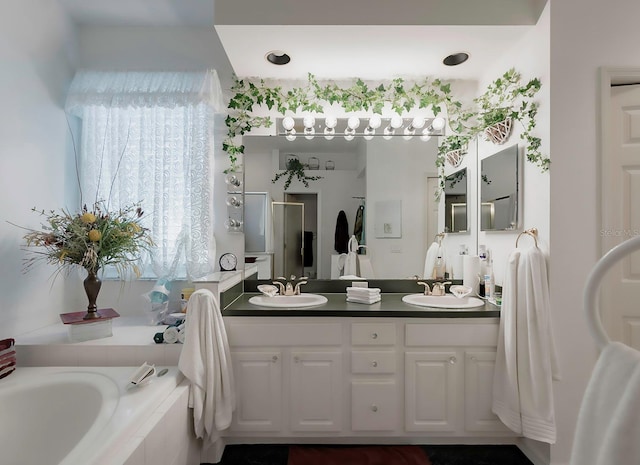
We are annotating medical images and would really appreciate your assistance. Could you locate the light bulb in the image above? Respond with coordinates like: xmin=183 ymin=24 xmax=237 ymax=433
xmin=304 ymin=127 xmax=315 ymax=140
xmin=368 ymin=115 xmax=382 ymax=129
xmin=431 ymin=117 xmax=445 ymax=131
xmin=390 ymin=115 xmax=403 ymax=129
xmin=364 ymin=126 xmax=375 ymax=140
xmin=347 ymin=116 xmax=360 ymax=130
xmin=344 ymin=133 xmax=355 ymax=141
xmin=420 ymin=128 xmax=432 ymax=142
xmin=344 ymin=127 xmax=356 ymax=141
xmin=325 ymin=115 xmax=337 ymax=129
xmin=282 ymin=116 xmax=295 ymax=131
xmin=383 ymin=126 xmax=395 ymax=140
xmin=324 ymin=127 xmax=335 ymax=140
xmin=404 ymin=126 xmax=416 ymax=137
xmin=226 ymin=196 xmax=243 ymax=208
xmin=285 ymin=128 xmax=297 ymax=141
xmin=303 ymin=115 xmax=315 ymax=128
xmin=411 ymin=116 xmax=426 ymax=130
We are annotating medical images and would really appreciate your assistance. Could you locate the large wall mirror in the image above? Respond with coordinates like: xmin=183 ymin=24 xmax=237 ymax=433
xmin=243 ymin=135 xmax=478 ymax=280
xmin=480 ymin=144 xmax=519 ymax=231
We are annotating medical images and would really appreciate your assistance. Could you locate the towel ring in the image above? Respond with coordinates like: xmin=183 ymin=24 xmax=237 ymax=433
xmin=584 ymin=235 xmax=640 ymax=351
xmin=516 ymin=228 xmax=539 ymax=248
xmin=435 ymin=232 xmax=446 ymax=245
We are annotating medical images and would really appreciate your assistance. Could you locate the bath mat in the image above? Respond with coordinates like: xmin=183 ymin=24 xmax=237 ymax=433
xmin=287 ymin=445 xmax=431 ymax=465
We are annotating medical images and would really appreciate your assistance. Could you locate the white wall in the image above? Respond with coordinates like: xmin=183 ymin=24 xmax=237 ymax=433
xmin=0 ymin=1 xmax=78 ymax=339
xmin=476 ymin=6 xmax=551 ymax=289
xmin=365 ymin=137 xmax=439 ymax=278
xmin=549 ymin=1 xmax=640 ymax=463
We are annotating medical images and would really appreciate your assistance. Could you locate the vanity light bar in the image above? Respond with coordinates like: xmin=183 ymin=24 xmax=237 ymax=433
xmin=278 ymin=117 xmax=446 ymax=140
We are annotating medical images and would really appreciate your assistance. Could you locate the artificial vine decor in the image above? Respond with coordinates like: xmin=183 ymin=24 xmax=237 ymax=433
xmin=224 ymin=68 xmax=550 ymax=188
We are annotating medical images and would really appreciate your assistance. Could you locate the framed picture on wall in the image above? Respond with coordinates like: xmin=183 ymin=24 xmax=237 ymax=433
xmin=374 ymin=199 xmax=402 ymax=238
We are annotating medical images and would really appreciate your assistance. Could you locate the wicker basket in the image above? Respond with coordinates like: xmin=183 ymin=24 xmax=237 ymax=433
xmin=445 ymin=149 xmax=465 ymax=168
xmin=483 ymin=118 xmax=512 ymax=145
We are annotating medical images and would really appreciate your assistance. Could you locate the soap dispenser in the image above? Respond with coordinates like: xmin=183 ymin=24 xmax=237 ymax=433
xmin=433 ymin=254 xmax=446 ymax=279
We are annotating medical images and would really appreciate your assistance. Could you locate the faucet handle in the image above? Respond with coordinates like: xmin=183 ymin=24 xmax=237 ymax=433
xmin=416 ymin=281 xmax=431 ymax=295
xmin=431 ymin=281 xmax=452 ymax=296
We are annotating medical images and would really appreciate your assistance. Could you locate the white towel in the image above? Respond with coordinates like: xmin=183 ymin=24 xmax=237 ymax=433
xmin=423 ymin=242 xmax=440 ymax=279
xmin=178 ymin=289 xmax=235 ymax=450
xmin=346 ymin=287 xmax=381 ymax=296
xmin=492 ymin=247 xmax=560 ymax=443
xmin=570 ymin=341 xmax=640 ymax=465
xmin=347 ymin=296 xmax=381 ymax=304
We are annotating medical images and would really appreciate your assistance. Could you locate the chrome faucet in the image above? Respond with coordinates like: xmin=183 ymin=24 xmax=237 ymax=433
xmin=416 ymin=281 xmax=432 ymax=295
xmin=416 ymin=281 xmax=451 ymax=296
xmin=273 ymin=276 xmax=308 ymax=296
xmin=430 ymin=281 xmax=452 ymax=296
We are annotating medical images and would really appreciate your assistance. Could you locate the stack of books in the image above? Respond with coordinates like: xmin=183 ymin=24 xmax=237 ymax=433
xmin=346 ymin=287 xmax=381 ymax=305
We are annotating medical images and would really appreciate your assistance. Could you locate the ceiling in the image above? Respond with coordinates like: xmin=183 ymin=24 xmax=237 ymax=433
xmin=58 ymin=0 xmax=547 ymax=80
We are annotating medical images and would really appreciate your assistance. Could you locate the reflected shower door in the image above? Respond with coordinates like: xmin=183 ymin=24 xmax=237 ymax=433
xmin=272 ymin=201 xmax=304 ymax=279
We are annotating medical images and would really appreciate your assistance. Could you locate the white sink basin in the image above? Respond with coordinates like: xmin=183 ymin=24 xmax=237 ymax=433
xmin=402 ymin=293 xmax=485 ymax=309
xmin=249 ymin=294 xmax=328 ymax=308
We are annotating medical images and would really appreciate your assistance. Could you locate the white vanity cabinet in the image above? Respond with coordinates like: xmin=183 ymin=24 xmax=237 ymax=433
xmin=223 ymin=316 xmax=513 ymax=441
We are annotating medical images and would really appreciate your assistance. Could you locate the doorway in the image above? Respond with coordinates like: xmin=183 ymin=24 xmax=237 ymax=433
xmin=285 ymin=193 xmax=319 ymax=279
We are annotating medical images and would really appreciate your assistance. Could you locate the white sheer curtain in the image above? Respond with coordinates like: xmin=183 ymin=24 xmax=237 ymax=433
xmin=65 ymin=70 xmax=223 ymax=280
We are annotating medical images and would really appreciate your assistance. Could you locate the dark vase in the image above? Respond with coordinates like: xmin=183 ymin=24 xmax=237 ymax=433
xmin=83 ymin=269 xmax=102 ymax=320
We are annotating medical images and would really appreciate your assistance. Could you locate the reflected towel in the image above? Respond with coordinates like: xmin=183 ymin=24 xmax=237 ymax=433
xmin=492 ymin=247 xmax=560 ymax=443
xmin=423 ymin=242 xmax=440 ymax=279
xmin=570 ymin=342 xmax=640 ymax=465
xmin=178 ymin=289 xmax=235 ymax=448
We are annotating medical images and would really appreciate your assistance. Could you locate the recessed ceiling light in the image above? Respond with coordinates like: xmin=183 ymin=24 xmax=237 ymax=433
xmin=266 ymin=51 xmax=291 ymax=65
xmin=443 ymin=52 xmax=469 ymax=66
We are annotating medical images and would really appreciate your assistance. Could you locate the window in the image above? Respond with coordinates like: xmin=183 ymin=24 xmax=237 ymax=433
xmin=65 ymin=70 xmax=223 ymax=280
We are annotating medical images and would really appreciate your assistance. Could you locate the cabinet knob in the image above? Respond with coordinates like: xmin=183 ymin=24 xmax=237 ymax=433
xmin=449 ymin=356 xmax=457 ymax=365
xmin=371 ymin=332 xmax=378 ymax=339
xmin=371 ymin=404 xmax=378 ymax=412
xmin=372 ymin=360 xmax=378 ymax=367
xmin=272 ymin=355 xmax=278 ymax=362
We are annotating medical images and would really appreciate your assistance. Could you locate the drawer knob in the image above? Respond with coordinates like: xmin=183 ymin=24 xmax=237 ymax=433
xmin=372 ymin=360 xmax=378 ymax=367
xmin=371 ymin=404 xmax=378 ymax=412
xmin=272 ymin=355 xmax=278 ymax=362
xmin=371 ymin=332 xmax=378 ymax=339
xmin=449 ymin=356 xmax=457 ymax=365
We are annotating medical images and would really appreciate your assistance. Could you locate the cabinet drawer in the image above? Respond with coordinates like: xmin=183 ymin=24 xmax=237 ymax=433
xmin=351 ymin=351 xmax=396 ymax=374
xmin=227 ymin=323 xmax=342 ymax=346
xmin=351 ymin=323 xmax=396 ymax=346
xmin=405 ymin=323 xmax=498 ymax=347
xmin=351 ymin=380 xmax=398 ymax=431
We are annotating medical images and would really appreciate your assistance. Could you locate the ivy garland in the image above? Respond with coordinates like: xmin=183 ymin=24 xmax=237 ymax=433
xmin=224 ymin=68 xmax=550 ymax=194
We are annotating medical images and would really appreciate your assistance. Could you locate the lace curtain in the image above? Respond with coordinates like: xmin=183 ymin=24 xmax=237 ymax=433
xmin=65 ymin=70 xmax=223 ymax=280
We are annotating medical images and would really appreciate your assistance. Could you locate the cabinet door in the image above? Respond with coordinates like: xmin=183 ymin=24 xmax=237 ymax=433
xmin=290 ymin=351 xmax=343 ymax=432
xmin=464 ymin=351 xmax=511 ymax=432
xmin=405 ymin=351 xmax=459 ymax=432
xmin=230 ymin=351 xmax=282 ymax=432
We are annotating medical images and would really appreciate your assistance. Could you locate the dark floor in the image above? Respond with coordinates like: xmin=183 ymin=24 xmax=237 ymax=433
xmin=213 ymin=444 xmax=534 ymax=465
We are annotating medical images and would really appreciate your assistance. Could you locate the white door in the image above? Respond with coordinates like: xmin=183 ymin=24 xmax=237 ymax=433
xmin=602 ymin=85 xmax=640 ymax=348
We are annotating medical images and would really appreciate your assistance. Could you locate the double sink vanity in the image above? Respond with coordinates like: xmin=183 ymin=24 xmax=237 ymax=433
xmin=215 ymin=277 xmax=513 ymax=445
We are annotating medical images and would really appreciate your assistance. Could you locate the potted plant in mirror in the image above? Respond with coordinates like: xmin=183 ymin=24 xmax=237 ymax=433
xmin=20 ymin=201 xmax=154 ymax=320
xmin=272 ymin=157 xmax=323 ymax=191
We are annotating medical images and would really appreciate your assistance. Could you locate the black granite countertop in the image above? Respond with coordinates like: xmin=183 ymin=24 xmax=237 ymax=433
xmin=222 ymin=292 xmax=500 ymax=318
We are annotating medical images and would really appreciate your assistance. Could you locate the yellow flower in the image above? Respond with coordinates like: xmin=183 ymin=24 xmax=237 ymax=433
xmin=88 ymin=229 xmax=102 ymax=242
xmin=81 ymin=212 xmax=97 ymax=224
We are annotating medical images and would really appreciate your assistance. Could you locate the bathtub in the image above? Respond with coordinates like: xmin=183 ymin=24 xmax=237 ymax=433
xmin=0 ymin=366 xmax=185 ymax=465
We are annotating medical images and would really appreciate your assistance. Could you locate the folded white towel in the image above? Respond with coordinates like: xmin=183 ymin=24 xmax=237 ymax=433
xmin=178 ymin=289 xmax=235 ymax=450
xmin=492 ymin=247 xmax=560 ymax=444
xmin=346 ymin=287 xmax=381 ymax=295
xmin=570 ymin=341 xmax=640 ymax=465
xmin=346 ymin=296 xmax=381 ymax=304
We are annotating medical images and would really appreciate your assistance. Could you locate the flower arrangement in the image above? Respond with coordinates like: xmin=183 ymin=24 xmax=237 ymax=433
xmin=22 ymin=201 xmax=154 ymax=278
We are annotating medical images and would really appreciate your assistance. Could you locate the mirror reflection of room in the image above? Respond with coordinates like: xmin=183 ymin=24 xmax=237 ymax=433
xmin=480 ymin=144 xmax=519 ymax=231
xmin=444 ymin=168 xmax=468 ymax=233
